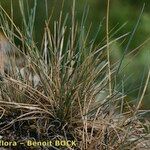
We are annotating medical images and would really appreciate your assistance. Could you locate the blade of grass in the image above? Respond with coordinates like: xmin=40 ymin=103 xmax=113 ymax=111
xmin=116 ymin=3 xmax=145 ymax=75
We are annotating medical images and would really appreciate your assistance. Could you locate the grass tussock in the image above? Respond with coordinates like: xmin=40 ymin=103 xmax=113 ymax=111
xmin=0 ymin=0 xmax=150 ymax=150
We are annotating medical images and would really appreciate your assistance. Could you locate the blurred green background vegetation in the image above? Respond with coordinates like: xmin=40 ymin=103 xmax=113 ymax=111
xmin=0 ymin=0 xmax=150 ymax=108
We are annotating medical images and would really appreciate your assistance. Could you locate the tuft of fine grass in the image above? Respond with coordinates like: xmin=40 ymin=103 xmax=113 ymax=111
xmin=0 ymin=1 xmax=150 ymax=149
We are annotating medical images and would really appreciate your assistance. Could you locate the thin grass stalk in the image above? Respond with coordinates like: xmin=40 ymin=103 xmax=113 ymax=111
xmin=106 ymin=0 xmax=112 ymax=96
xmin=136 ymin=69 xmax=150 ymax=111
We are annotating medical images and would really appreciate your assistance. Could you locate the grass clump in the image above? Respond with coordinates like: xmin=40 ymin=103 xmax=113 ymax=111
xmin=0 ymin=0 xmax=150 ymax=150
